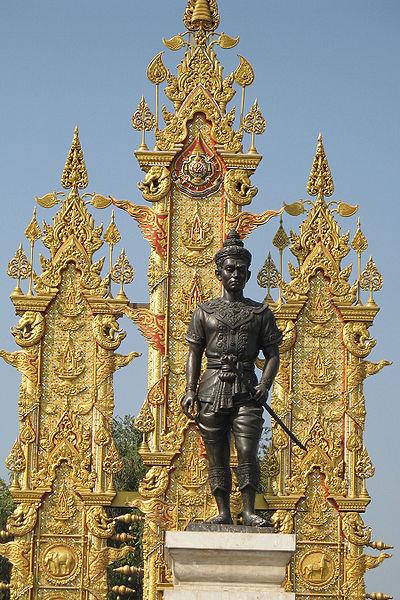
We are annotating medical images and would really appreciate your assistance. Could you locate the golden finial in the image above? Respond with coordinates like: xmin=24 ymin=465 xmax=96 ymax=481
xmin=135 ymin=401 xmax=156 ymax=452
xmin=273 ymin=216 xmax=289 ymax=253
xmin=6 ymin=439 xmax=26 ymax=490
xmin=61 ymin=126 xmax=88 ymax=191
xmin=103 ymin=440 xmax=123 ymax=492
xmin=104 ymin=210 xmax=121 ymax=297
xmin=7 ymin=244 xmax=31 ymax=295
xmin=24 ymin=207 xmax=41 ymax=296
xmin=307 ymin=133 xmax=334 ymax=200
xmin=272 ymin=215 xmax=289 ymax=299
xmin=360 ymin=256 xmax=383 ymax=306
xmin=111 ymin=248 xmax=135 ymax=300
xmin=147 ymin=53 xmax=169 ymax=130
xmin=111 ymin=585 xmax=136 ymax=596
xmin=356 ymin=446 xmax=375 ymax=497
xmin=184 ymin=0 xmax=220 ymax=32
xmin=132 ymin=96 xmax=156 ymax=151
xmin=368 ymin=541 xmax=394 ymax=551
xmin=114 ymin=565 xmax=144 ymax=577
xmin=351 ymin=218 xmax=368 ymax=304
xmin=257 ymin=252 xmax=279 ymax=302
xmin=242 ymin=99 xmax=267 ymax=154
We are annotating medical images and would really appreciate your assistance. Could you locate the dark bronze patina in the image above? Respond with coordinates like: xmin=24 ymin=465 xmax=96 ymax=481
xmin=182 ymin=230 xmax=282 ymax=526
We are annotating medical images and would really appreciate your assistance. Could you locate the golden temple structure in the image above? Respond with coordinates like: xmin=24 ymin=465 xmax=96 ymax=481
xmin=0 ymin=1 xmax=393 ymax=599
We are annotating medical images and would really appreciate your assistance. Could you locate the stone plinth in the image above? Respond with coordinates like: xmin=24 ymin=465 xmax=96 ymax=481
xmin=164 ymin=527 xmax=295 ymax=600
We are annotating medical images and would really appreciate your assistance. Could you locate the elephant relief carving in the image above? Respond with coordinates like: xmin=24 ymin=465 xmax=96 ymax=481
xmin=43 ymin=545 xmax=77 ymax=578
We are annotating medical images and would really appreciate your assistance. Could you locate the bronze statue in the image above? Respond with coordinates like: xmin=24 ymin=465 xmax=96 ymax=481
xmin=182 ymin=230 xmax=282 ymax=526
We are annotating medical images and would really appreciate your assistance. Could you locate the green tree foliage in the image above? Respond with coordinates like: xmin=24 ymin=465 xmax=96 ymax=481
xmin=113 ymin=415 xmax=146 ymax=493
xmin=108 ymin=415 xmax=146 ymax=598
xmin=0 ymin=477 xmax=14 ymax=584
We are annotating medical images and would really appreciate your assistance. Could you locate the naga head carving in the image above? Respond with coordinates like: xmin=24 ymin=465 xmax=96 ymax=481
xmin=224 ymin=169 xmax=258 ymax=206
xmin=11 ymin=312 xmax=45 ymax=347
xmin=7 ymin=503 xmax=39 ymax=536
xmin=139 ymin=466 xmax=171 ymax=499
xmin=342 ymin=512 xmax=371 ymax=546
xmin=343 ymin=322 xmax=376 ymax=358
xmin=138 ymin=166 xmax=171 ymax=202
xmin=93 ymin=315 xmax=127 ymax=350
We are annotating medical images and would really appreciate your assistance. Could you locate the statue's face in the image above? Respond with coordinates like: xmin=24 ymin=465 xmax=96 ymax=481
xmin=217 ymin=257 xmax=250 ymax=292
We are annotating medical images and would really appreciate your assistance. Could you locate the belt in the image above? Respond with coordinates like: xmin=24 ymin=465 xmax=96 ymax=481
xmin=205 ymin=355 xmax=255 ymax=412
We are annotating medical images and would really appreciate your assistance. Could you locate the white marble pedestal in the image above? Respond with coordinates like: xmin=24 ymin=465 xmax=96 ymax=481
xmin=164 ymin=527 xmax=295 ymax=600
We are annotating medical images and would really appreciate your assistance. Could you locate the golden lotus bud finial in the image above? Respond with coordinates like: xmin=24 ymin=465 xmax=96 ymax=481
xmin=61 ymin=126 xmax=89 ymax=191
xmin=104 ymin=210 xmax=121 ymax=298
xmin=184 ymin=0 xmax=220 ymax=32
xmin=307 ymin=132 xmax=334 ymax=200
xmin=352 ymin=218 xmax=369 ymax=304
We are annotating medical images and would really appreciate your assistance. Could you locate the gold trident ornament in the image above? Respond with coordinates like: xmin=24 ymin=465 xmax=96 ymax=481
xmin=360 ymin=256 xmax=383 ymax=306
xmin=111 ymin=248 xmax=135 ymax=300
xmin=242 ymin=99 xmax=267 ymax=154
xmin=7 ymin=244 xmax=31 ymax=295
xmin=132 ymin=96 xmax=156 ymax=151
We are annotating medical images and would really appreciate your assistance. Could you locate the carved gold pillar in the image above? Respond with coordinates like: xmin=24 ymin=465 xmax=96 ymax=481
xmin=105 ymin=2 xmax=283 ymax=598
xmin=262 ymin=134 xmax=392 ymax=599
xmin=1 ymin=128 xmax=139 ymax=600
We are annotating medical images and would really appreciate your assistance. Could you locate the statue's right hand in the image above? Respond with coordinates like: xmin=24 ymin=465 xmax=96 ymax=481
xmin=181 ymin=392 xmax=198 ymax=420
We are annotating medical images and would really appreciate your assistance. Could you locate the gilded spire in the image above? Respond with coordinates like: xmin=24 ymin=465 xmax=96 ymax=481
xmin=307 ymin=133 xmax=334 ymax=200
xmin=61 ymin=126 xmax=88 ymax=190
xmin=184 ymin=0 xmax=220 ymax=32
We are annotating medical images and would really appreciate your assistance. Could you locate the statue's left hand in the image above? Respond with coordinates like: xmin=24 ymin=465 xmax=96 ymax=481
xmin=253 ymin=382 xmax=269 ymax=403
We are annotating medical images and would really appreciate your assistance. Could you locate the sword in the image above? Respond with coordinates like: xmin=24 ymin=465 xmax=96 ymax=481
xmin=234 ymin=388 xmax=306 ymax=452
xmin=260 ymin=399 xmax=306 ymax=451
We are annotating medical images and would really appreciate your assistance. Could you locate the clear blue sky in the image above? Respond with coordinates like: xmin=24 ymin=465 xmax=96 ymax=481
xmin=0 ymin=0 xmax=398 ymax=593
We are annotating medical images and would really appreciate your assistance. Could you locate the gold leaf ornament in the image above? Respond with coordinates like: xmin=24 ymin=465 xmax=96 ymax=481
xmin=234 ymin=55 xmax=255 ymax=87
xmin=337 ymin=201 xmax=358 ymax=217
xmin=283 ymin=201 xmax=306 ymax=216
xmin=217 ymin=33 xmax=240 ymax=49
xmin=91 ymin=194 xmax=112 ymax=209
xmin=35 ymin=192 xmax=61 ymax=209
xmin=147 ymin=52 xmax=169 ymax=84
xmin=163 ymin=35 xmax=186 ymax=51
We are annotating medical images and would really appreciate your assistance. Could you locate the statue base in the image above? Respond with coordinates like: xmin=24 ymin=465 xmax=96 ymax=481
xmin=164 ymin=525 xmax=295 ymax=600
